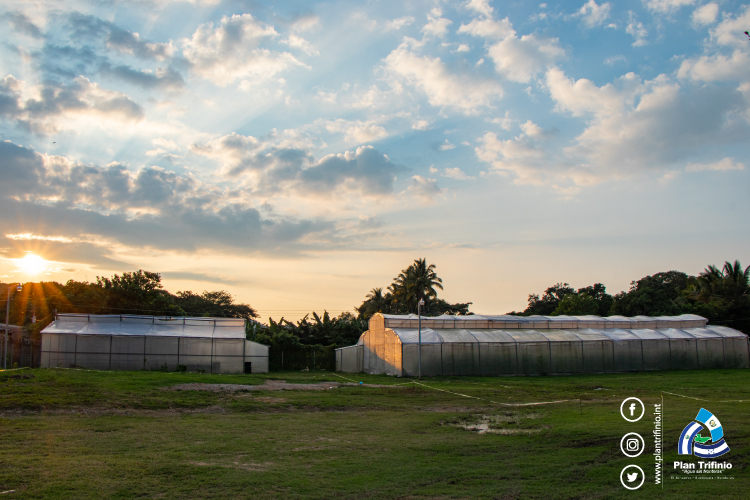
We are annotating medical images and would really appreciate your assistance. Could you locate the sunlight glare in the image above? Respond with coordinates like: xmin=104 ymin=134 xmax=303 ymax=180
xmin=15 ymin=253 xmax=48 ymax=275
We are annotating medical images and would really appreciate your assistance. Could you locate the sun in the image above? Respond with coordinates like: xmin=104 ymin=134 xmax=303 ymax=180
xmin=15 ymin=253 xmax=48 ymax=275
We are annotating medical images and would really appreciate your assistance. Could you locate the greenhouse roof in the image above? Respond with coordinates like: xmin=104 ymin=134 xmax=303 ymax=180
xmin=380 ymin=313 xmax=708 ymax=330
xmin=41 ymin=314 xmax=246 ymax=339
xmin=357 ymin=326 xmax=745 ymax=345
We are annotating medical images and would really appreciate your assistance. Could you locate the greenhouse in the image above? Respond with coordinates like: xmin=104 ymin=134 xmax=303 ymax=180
xmin=41 ymin=314 xmax=268 ymax=373
xmin=336 ymin=313 xmax=750 ymax=376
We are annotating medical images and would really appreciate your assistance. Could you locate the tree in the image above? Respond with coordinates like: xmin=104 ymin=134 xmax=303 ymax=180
xmin=356 ymin=258 xmax=470 ymax=319
xmin=609 ymin=271 xmax=690 ymax=317
xmin=174 ymin=290 xmax=258 ymax=320
xmin=524 ymin=283 xmax=575 ymax=315
xmin=402 ymin=258 xmax=444 ymax=310
xmin=96 ymin=270 xmax=180 ymax=315
xmin=553 ymin=294 xmax=599 ymax=316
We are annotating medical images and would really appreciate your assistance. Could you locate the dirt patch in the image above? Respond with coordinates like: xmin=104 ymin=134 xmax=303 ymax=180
xmin=0 ymin=405 xmax=232 ymax=418
xmin=1 ymin=374 xmax=34 ymax=380
xmin=254 ymin=396 xmax=287 ymax=403
xmin=165 ymin=379 xmax=401 ymax=392
xmin=457 ymin=424 xmax=548 ymax=435
xmin=190 ymin=461 xmax=270 ymax=471
xmin=448 ymin=412 xmax=549 ymax=435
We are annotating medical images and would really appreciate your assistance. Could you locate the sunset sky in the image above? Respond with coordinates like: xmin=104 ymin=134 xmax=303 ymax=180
xmin=1 ymin=0 xmax=748 ymax=321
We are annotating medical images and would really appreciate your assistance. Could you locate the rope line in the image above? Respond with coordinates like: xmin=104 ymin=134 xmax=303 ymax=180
xmin=411 ymin=381 xmax=574 ymax=407
xmin=330 ymin=373 xmax=573 ymax=404
xmin=662 ymin=391 xmax=750 ymax=403
xmin=328 ymin=372 xmax=412 ymax=386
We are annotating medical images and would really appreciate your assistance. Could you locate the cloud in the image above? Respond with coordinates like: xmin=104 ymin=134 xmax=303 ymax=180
xmin=283 ymin=34 xmax=319 ymax=56
xmin=323 ymin=119 xmax=388 ymax=143
xmin=161 ymin=271 xmax=239 ymax=284
xmin=442 ymin=167 xmax=475 ymax=180
xmin=0 ymin=141 xmax=335 ymax=255
xmin=181 ymin=14 xmax=304 ymax=86
xmin=546 ymin=68 xmax=750 ymax=180
xmin=412 ymin=119 xmax=430 ymax=130
xmin=465 ymin=0 xmax=494 ymax=18
xmin=626 ymin=11 xmax=648 ymax=47
xmin=457 ymin=17 xmax=514 ymax=39
xmin=4 ymin=11 xmax=43 ymax=38
xmin=438 ymin=139 xmax=456 ymax=151
xmin=458 ymin=16 xmax=563 ymax=83
xmin=643 ymin=0 xmax=696 ymax=13
xmin=574 ymin=1 xmax=611 ymax=28
xmin=685 ymin=157 xmax=744 ymax=172
xmin=604 ymin=55 xmax=627 ymax=65
xmin=421 ymin=8 xmax=453 ymax=38
xmin=0 ymin=74 xmax=143 ymax=134
xmin=99 ymin=63 xmax=185 ymax=90
xmin=678 ymin=50 xmax=750 ymax=82
xmin=0 ymin=140 xmax=47 ymax=196
xmin=710 ymin=5 xmax=750 ymax=46
xmin=405 ymin=175 xmax=442 ymax=202
xmin=384 ymin=41 xmax=503 ymax=113
xmin=192 ymin=134 xmax=405 ymax=198
xmin=385 ymin=16 xmax=415 ymax=31
xmin=692 ymin=3 xmax=719 ymax=26
xmin=299 ymin=146 xmax=404 ymax=196
xmin=678 ymin=7 xmax=750 ymax=82
xmin=107 ymin=28 xmax=175 ymax=60
xmin=68 ymin=13 xmax=174 ymax=60
xmin=357 ymin=215 xmax=382 ymax=229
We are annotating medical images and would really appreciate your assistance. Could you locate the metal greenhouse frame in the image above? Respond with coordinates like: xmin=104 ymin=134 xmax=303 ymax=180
xmin=336 ymin=313 xmax=749 ymax=376
xmin=41 ymin=314 xmax=268 ymax=373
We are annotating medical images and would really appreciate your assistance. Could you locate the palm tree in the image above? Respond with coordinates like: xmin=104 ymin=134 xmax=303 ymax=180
xmin=723 ymin=260 xmax=750 ymax=287
xmin=401 ymin=258 xmax=443 ymax=313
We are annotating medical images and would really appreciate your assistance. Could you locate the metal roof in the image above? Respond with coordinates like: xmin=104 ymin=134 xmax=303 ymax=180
xmin=356 ymin=326 xmax=746 ymax=344
xmin=41 ymin=314 xmax=246 ymax=339
xmin=380 ymin=313 xmax=708 ymax=330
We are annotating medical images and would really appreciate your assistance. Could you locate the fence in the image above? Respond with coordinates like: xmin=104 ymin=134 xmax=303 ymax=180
xmin=269 ymin=345 xmax=336 ymax=371
xmin=2 ymin=335 xmax=41 ymax=369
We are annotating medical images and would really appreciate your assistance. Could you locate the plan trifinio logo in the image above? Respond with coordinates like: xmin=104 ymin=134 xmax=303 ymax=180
xmin=678 ymin=408 xmax=730 ymax=458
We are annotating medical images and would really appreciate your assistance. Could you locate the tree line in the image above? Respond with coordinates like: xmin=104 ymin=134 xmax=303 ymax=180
xmin=3 ymin=258 xmax=747 ymax=352
xmin=0 ymin=270 xmax=258 ymax=340
xmin=507 ymin=260 xmax=749 ymax=334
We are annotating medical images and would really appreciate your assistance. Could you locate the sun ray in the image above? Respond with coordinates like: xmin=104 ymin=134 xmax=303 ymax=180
xmin=13 ymin=254 xmax=49 ymax=276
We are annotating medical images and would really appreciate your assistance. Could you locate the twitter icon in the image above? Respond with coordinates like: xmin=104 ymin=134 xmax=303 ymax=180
xmin=620 ymin=465 xmax=645 ymax=490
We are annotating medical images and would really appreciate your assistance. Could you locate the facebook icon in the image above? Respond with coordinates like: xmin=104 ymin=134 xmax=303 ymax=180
xmin=620 ymin=397 xmax=645 ymax=422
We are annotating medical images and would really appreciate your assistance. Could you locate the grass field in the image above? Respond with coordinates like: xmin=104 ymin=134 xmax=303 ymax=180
xmin=1 ymin=368 xmax=748 ymax=499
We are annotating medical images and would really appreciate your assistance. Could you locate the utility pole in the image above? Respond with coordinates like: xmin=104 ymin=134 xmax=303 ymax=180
xmin=4 ymin=283 xmax=22 ymax=370
xmin=418 ymin=299 xmax=424 ymax=378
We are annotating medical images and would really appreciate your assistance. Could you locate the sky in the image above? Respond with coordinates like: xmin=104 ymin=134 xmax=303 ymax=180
xmin=1 ymin=0 xmax=749 ymax=321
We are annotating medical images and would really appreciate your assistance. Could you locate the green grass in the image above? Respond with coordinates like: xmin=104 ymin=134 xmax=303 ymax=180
xmin=1 ymin=368 xmax=749 ymax=499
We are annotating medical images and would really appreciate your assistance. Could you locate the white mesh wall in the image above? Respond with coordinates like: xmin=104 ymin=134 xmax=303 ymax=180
xmin=668 ymin=340 xmax=698 ymax=370
xmin=441 ymin=343 xmax=480 ymax=376
xmin=110 ymin=354 xmax=144 ymax=371
xmin=547 ymin=341 xmax=584 ymax=374
xmin=695 ymin=339 xmax=725 ymax=368
xmin=478 ymin=343 xmax=517 ymax=375
xmin=516 ymin=342 xmax=551 ymax=375
xmin=337 ymin=346 xmax=363 ymax=373
xmin=75 ymin=353 xmax=110 ymax=370
xmin=76 ymin=335 xmax=111 ymax=354
xmin=721 ymin=338 xmax=749 ymax=368
xmin=112 ymin=336 xmax=146 ymax=355
xmin=401 ymin=344 xmax=442 ymax=377
xmin=145 ymin=337 xmax=179 ymax=355
xmin=245 ymin=356 xmax=268 ymax=373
